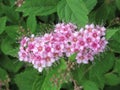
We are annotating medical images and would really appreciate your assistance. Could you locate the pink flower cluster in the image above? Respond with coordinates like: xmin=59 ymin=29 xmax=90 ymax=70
xmin=18 ymin=23 xmax=108 ymax=72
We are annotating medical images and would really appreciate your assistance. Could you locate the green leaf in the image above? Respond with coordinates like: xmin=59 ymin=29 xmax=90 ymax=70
xmin=0 ymin=56 xmax=23 ymax=73
xmin=0 ymin=67 xmax=8 ymax=81
xmin=0 ymin=17 xmax=7 ymax=34
xmin=57 ymin=0 xmax=88 ymax=26
xmin=71 ymin=64 xmax=89 ymax=85
xmin=68 ymin=53 xmax=77 ymax=62
xmin=1 ymin=4 xmax=19 ymax=23
xmin=83 ymin=0 xmax=97 ymax=12
xmin=32 ymin=59 xmax=67 ymax=90
xmin=1 ymin=36 xmax=19 ymax=57
xmin=82 ymin=80 xmax=99 ymax=90
xmin=89 ymin=2 xmax=116 ymax=24
xmin=16 ymin=0 xmax=59 ymax=16
xmin=27 ymin=15 xmax=37 ymax=33
xmin=116 ymin=0 xmax=120 ymax=10
xmin=114 ymin=59 xmax=120 ymax=74
xmin=104 ymin=73 xmax=120 ymax=86
xmin=15 ymin=68 xmax=39 ymax=90
xmin=109 ymin=30 xmax=120 ymax=53
xmin=5 ymin=25 xmax=19 ymax=40
xmin=89 ymin=52 xmax=115 ymax=88
xmin=89 ymin=52 xmax=115 ymax=75
xmin=106 ymin=28 xmax=119 ymax=40
xmin=95 ymin=3 xmax=109 ymax=24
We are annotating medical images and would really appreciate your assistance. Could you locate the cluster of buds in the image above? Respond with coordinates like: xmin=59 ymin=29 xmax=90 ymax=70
xmin=18 ymin=23 xmax=108 ymax=72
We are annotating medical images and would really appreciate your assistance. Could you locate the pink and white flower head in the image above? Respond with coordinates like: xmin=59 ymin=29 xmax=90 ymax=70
xmin=18 ymin=23 xmax=108 ymax=72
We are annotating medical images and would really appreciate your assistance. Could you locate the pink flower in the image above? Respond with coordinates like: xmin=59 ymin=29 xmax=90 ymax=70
xmin=18 ymin=23 xmax=108 ymax=72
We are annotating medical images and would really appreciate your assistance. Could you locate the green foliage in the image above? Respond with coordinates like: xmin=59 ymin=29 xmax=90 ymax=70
xmin=15 ymin=68 xmax=39 ymax=90
xmin=57 ymin=0 xmax=88 ymax=26
xmin=16 ymin=0 xmax=59 ymax=16
xmin=27 ymin=15 xmax=37 ymax=33
xmin=0 ymin=0 xmax=120 ymax=90
xmin=116 ymin=0 xmax=120 ymax=10
xmin=0 ymin=17 xmax=7 ymax=34
xmin=32 ymin=59 xmax=67 ymax=90
xmin=82 ymin=80 xmax=99 ymax=90
xmin=0 ymin=67 xmax=8 ymax=81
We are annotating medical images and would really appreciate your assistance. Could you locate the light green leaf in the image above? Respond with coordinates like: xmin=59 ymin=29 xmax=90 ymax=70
xmin=27 ymin=15 xmax=37 ymax=33
xmin=0 ymin=17 xmax=7 ymax=34
xmin=57 ymin=0 xmax=88 ymax=26
xmin=82 ymin=80 xmax=99 ymax=90
xmin=106 ymin=28 xmax=119 ymax=40
xmin=68 ymin=53 xmax=77 ymax=62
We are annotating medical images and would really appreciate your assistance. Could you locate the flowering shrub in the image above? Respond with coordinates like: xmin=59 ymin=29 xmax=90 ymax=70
xmin=18 ymin=23 xmax=108 ymax=72
xmin=0 ymin=0 xmax=120 ymax=90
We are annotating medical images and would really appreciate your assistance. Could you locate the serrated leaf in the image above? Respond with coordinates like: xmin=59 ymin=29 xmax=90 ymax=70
xmin=95 ymin=3 xmax=109 ymax=24
xmin=1 ymin=36 xmax=19 ymax=57
xmin=16 ymin=0 xmax=59 ymax=16
xmin=57 ymin=0 xmax=88 ymax=26
xmin=15 ymin=68 xmax=39 ymax=90
xmin=0 ymin=17 xmax=7 ymax=34
xmin=114 ymin=59 xmax=120 ymax=74
xmin=0 ymin=56 xmax=23 ymax=73
xmin=71 ymin=64 xmax=89 ymax=85
xmin=1 ymin=4 xmax=19 ymax=23
xmin=5 ymin=25 xmax=19 ymax=40
xmin=83 ymin=0 xmax=97 ymax=12
xmin=104 ymin=73 xmax=120 ymax=86
xmin=90 ymin=2 xmax=116 ymax=24
xmin=109 ymin=30 xmax=120 ymax=53
xmin=89 ymin=52 xmax=115 ymax=88
xmin=32 ymin=59 xmax=67 ymax=90
xmin=82 ymin=80 xmax=99 ymax=90
xmin=116 ymin=0 xmax=120 ymax=10
xmin=0 ymin=67 xmax=8 ymax=81
xmin=27 ymin=15 xmax=37 ymax=33
xmin=106 ymin=28 xmax=119 ymax=40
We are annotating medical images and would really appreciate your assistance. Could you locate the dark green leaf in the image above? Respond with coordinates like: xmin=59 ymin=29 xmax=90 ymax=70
xmin=16 ymin=0 xmax=59 ymax=16
xmin=89 ymin=52 xmax=115 ymax=88
xmin=116 ymin=0 xmax=120 ymax=10
xmin=0 ymin=17 xmax=7 ymax=34
xmin=5 ymin=25 xmax=19 ymax=40
xmin=114 ymin=59 xmax=120 ymax=74
xmin=83 ymin=0 xmax=97 ymax=12
xmin=0 ymin=56 xmax=23 ymax=73
xmin=106 ymin=28 xmax=119 ymax=40
xmin=15 ymin=68 xmax=39 ymax=90
xmin=104 ymin=73 xmax=120 ymax=86
xmin=1 ymin=36 xmax=18 ymax=57
xmin=0 ymin=67 xmax=8 ymax=81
